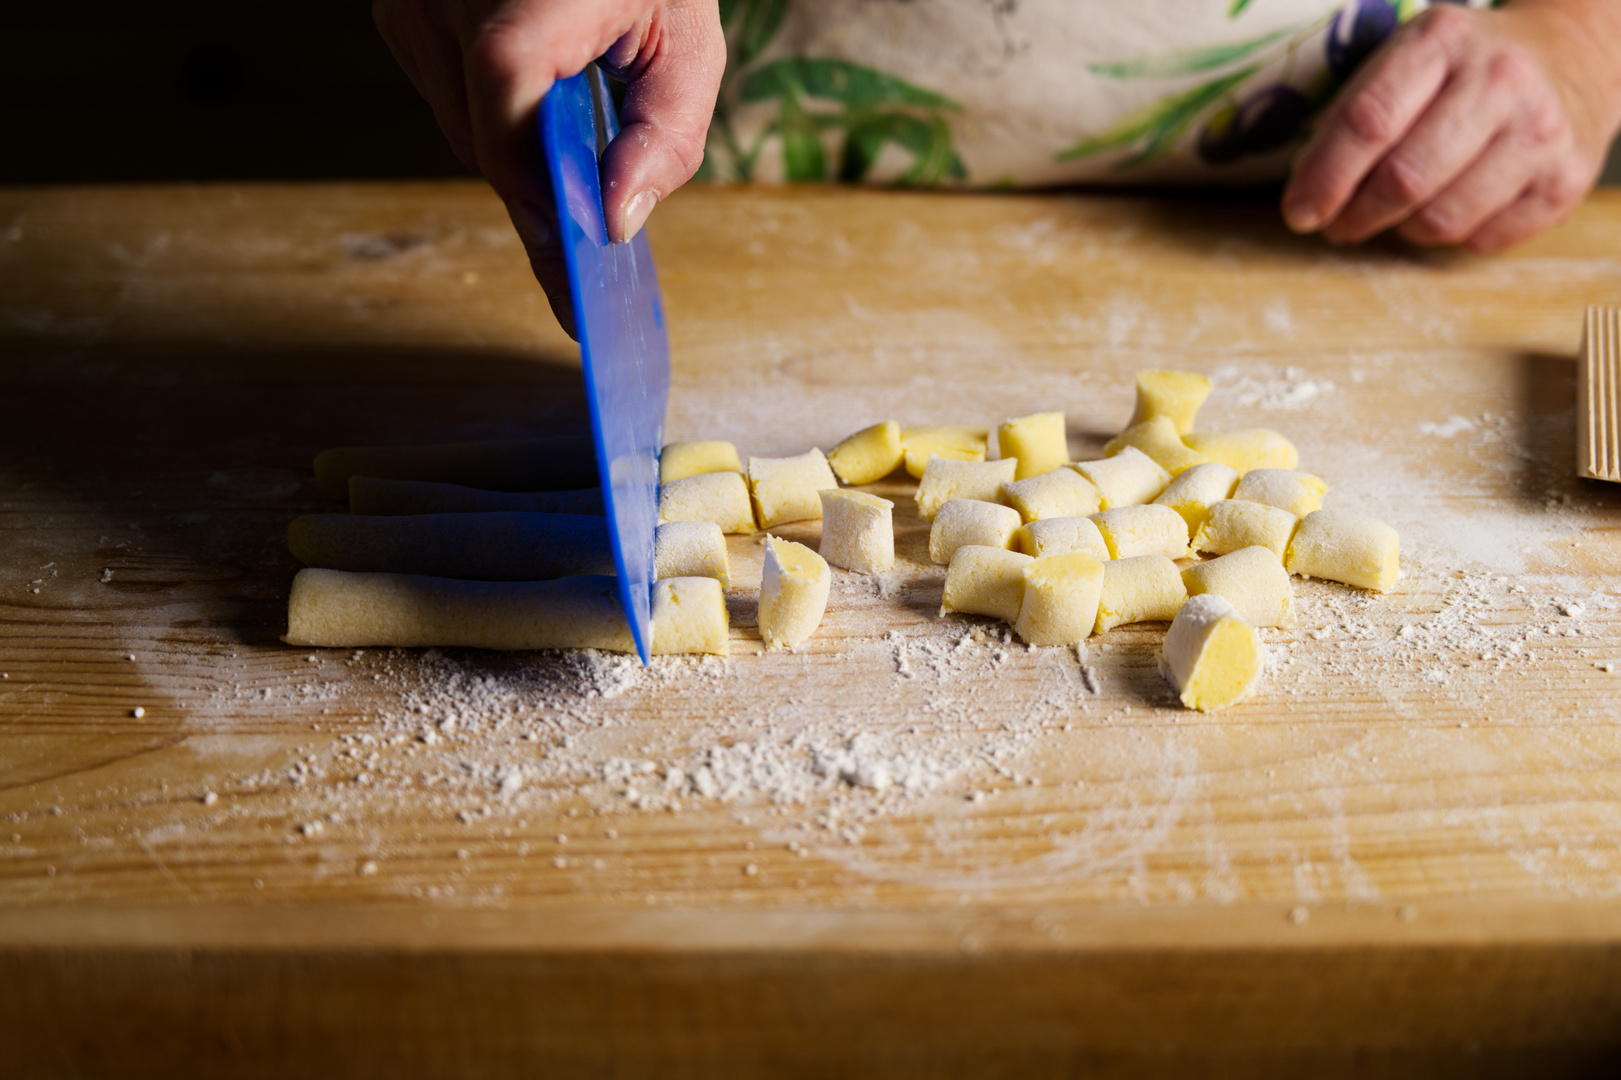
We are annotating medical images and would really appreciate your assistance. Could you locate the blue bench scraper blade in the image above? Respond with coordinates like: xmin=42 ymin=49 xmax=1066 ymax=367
xmin=540 ymin=66 xmax=669 ymax=664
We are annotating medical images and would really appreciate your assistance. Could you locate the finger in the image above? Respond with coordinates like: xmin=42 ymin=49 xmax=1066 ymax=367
xmin=599 ymin=1 xmax=725 ymax=242
xmin=1281 ymin=8 xmax=1463 ymax=233
xmin=1464 ymin=165 xmax=1589 ymax=254
xmin=1394 ymin=126 xmax=1541 ymax=247
xmin=372 ymin=1 xmax=481 ymax=173
xmin=507 ymin=200 xmax=578 ymax=338
xmin=1323 ymin=51 xmax=1525 ymax=244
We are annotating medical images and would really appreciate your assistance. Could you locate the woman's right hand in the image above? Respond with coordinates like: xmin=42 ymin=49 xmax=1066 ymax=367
xmin=373 ymin=0 xmax=726 ymax=335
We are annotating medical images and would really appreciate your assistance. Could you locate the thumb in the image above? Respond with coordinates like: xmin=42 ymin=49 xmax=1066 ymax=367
xmin=599 ymin=1 xmax=726 ymax=244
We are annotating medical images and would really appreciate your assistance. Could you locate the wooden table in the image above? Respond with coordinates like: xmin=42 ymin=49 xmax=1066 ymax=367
xmin=4 ymin=181 xmax=1621 ymax=1077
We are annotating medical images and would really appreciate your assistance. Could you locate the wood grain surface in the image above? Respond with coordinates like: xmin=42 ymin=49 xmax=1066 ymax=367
xmin=3 ymin=181 xmax=1621 ymax=1077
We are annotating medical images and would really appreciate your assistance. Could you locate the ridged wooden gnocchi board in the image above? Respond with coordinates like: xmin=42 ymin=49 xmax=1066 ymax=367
xmin=3 ymin=183 xmax=1621 ymax=1076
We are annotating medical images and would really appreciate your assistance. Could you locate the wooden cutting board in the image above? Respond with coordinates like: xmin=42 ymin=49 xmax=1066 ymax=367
xmin=3 ymin=181 xmax=1621 ymax=1077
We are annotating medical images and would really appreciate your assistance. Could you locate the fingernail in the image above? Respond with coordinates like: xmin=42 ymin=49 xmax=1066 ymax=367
xmin=1282 ymin=195 xmax=1321 ymax=234
xmin=617 ymin=190 xmax=658 ymax=244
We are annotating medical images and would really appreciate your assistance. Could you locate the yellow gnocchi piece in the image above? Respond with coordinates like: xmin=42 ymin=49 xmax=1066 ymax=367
xmin=929 ymin=499 xmax=1022 ymax=565
xmin=828 ymin=421 xmax=904 ymax=485
xmin=1284 ymin=509 xmax=1401 ymax=593
xmin=1192 ymin=499 xmax=1298 ymax=559
xmin=1000 ymin=467 xmax=1101 ymax=523
xmin=759 ymin=537 xmax=831 ymax=649
xmin=658 ymin=472 xmax=757 ymax=534
xmin=915 ymin=456 xmax=1019 ymax=520
xmin=1181 ymin=545 xmax=1293 ymax=629
xmin=818 ymin=489 xmax=895 ymax=574
xmin=1014 ymin=553 xmax=1106 ymax=646
xmin=1231 ymin=468 xmax=1329 ymax=517
xmin=1129 ymin=369 xmax=1213 ymax=435
xmin=748 ymin=449 xmax=839 ymax=529
xmin=1182 ymin=429 xmax=1299 ymax=474
xmin=653 ymin=521 xmax=731 ymax=588
xmin=1091 ymin=504 xmax=1192 ymax=561
xmin=1094 ymin=554 xmax=1187 ymax=634
xmin=660 ymin=440 xmax=743 ymax=484
xmin=900 ymin=425 xmax=989 ymax=479
xmin=1161 ymin=593 xmax=1263 ymax=712
xmin=997 ymin=411 xmax=1068 ymax=480
xmin=1153 ymin=462 xmax=1240 ymax=540
xmin=941 ymin=546 xmax=1032 ymax=624
xmin=651 ymin=577 xmax=731 ymax=656
xmin=1072 ymin=446 xmax=1172 ymax=509
xmin=1104 ymin=415 xmax=1209 ymax=476
xmin=1015 ymin=516 xmax=1111 ymax=562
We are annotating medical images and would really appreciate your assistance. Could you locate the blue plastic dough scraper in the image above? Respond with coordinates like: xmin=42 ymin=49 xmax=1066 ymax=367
xmin=540 ymin=66 xmax=669 ymax=663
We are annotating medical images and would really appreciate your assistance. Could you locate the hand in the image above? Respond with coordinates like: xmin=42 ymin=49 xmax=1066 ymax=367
xmin=373 ymin=0 xmax=726 ymax=334
xmin=1281 ymin=0 xmax=1621 ymax=253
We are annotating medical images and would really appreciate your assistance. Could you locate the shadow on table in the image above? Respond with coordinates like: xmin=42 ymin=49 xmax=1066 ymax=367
xmin=1513 ymin=349 xmax=1621 ymax=514
xmin=0 ymin=336 xmax=590 ymax=648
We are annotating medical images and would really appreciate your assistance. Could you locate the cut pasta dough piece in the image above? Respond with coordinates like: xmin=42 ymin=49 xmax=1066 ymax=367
xmin=654 ymin=521 xmax=730 ymax=587
xmin=348 ymin=476 xmax=603 ymax=517
xmin=1000 ymin=467 xmax=1100 ymax=523
xmin=1181 ymin=545 xmax=1293 ymax=628
xmin=661 ymin=440 xmax=743 ymax=484
xmin=1094 ymin=555 xmax=1187 ymax=634
xmin=749 ymin=449 xmax=838 ymax=528
xmin=828 ymin=421 xmax=903 ymax=485
xmin=900 ymin=425 xmax=989 ymax=479
xmin=1129 ymin=369 xmax=1212 ymax=435
xmin=997 ymin=412 xmax=1068 ymax=480
xmin=1192 ymin=499 xmax=1299 ymax=558
xmin=819 ymin=489 xmax=895 ymax=574
xmin=915 ymin=456 xmax=1019 ymax=520
xmin=288 ymin=512 xmax=612 ymax=580
xmin=1182 ymin=429 xmax=1299 ymax=474
xmin=1016 ymin=516 xmax=1111 ymax=562
xmin=284 ymin=569 xmax=726 ymax=655
xmin=1161 ymin=593 xmax=1263 ymax=712
xmin=1091 ymin=504 xmax=1191 ymax=561
xmin=1072 ymin=446 xmax=1172 ymax=509
xmin=759 ymin=537 xmax=830 ymax=649
xmin=1231 ymin=468 xmax=1329 ymax=517
xmin=1104 ymin=416 xmax=1208 ymax=476
xmin=314 ymin=436 xmax=597 ymax=498
xmin=940 ymin=546 xmax=1032 ymax=624
xmin=1284 ymin=509 xmax=1401 ymax=592
xmin=659 ymin=472 xmax=756 ymax=534
xmin=1153 ymin=462 xmax=1240 ymax=539
xmin=1014 ymin=552 xmax=1105 ymax=646
xmin=929 ymin=499 xmax=1021 ymax=565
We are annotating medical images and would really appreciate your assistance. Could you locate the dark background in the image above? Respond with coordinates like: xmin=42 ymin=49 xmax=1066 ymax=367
xmin=3 ymin=0 xmax=1617 ymax=188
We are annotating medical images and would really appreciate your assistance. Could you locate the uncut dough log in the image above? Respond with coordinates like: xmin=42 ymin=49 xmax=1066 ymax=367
xmin=658 ymin=472 xmax=756 ymax=534
xmin=1129 ymin=369 xmax=1212 ymax=435
xmin=1182 ymin=429 xmax=1299 ymax=474
xmin=1016 ymin=516 xmax=1111 ymax=562
xmin=284 ymin=570 xmax=726 ymax=654
xmin=1094 ymin=554 xmax=1187 ymax=634
xmin=916 ymin=456 xmax=1019 ymax=519
xmin=1181 ymin=545 xmax=1293 ymax=628
xmin=348 ymin=476 xmax=604 ymax=517
xmin=1231 ymin=468 xmax=1329 ymax=517
xmin=661 ymin=441 xmax=743 ymax=484
xmin=828 ymin=421 xmax=904 ymax=485
xmin=940 ymin=546 xmax=1032 ymax=624
xmin=1153 ymin=462 xmax=1239 ymax=539
xmin=1193 ymin=499 xmax=1299 ymax=558
xmin=1161 ymin=593 xmax=1263 ymax=712
xmin=997 ymin=412 xmax=1068 ymax=480
xmin=929 ymin=499 xmax=1021 ymax=565
xmin=819 ymin=489 xmax=895 ymax=574
xmin=314 ymin=436 xmax=597 ymax=498
xmin=1072 ymin=446 xmax=1172 ymax=509
xmin=1014 ymin=552 xmax=1105 ymax=646
xmin=1104 ymin=416 xmax=1208 ymax=476
xmin=749 ymin=449 xmax=838 ymax=528
xmin=1091 ymin=504 xmax=1191 ymax=560
xmin=1285 ymin=509 xmax=1401 ymax=592
xmin=900 ymin=425 xmax=988 ymax=479
xmin=1000 ymin=467 xmax=1100 ymax=523
xmin=287 ymin=512 xmax=612 ymax=580
xmin=654 ymin=521 xmax=730 ymax=587
xmin=759 ymin=537 xmax=830 ymax=649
